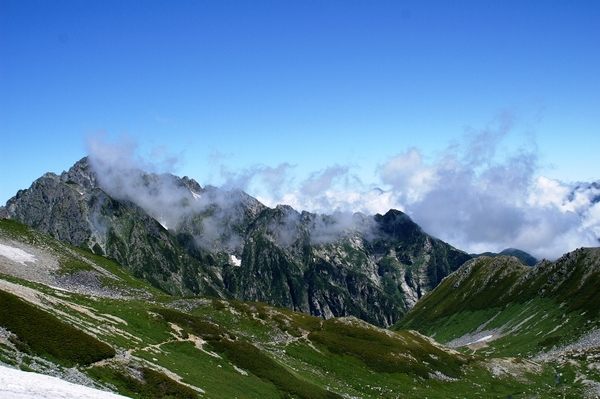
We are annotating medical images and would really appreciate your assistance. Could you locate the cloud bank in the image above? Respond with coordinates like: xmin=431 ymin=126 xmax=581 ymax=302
xmin=380 ymin=147 xmax=599 ymax=260
xmin=241 ymin=115 xmax=600 ymax=260
xmin=86 ymin=122 xmax=600 ymax=260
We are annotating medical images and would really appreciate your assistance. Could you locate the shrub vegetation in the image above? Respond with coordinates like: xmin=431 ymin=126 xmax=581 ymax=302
xmin=0 ymin=290 xmax=115 ymax=366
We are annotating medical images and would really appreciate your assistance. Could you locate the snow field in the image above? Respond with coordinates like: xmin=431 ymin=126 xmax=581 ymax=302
xmin=0 ymin=365 xmax=130 ymax=399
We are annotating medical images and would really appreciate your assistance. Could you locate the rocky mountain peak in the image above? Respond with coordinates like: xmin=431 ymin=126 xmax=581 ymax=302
xmin=59 ymin=157 xmax=98 ymax=190
xmin=375 ymin=209 xmax=424 ymax=241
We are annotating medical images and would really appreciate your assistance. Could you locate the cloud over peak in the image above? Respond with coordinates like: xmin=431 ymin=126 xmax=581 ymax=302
xmin=85 ymin=122 xmax=600 ymax=261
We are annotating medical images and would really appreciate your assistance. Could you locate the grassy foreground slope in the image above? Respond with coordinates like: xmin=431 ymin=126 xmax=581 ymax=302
xmin=0 ymin=219 xmax=595 ymax=398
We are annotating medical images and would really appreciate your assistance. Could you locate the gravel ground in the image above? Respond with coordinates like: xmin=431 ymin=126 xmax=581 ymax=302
xmin=534 ymin=328 xmax=600 ymax=361
xmin=0 ymin=237 xmax=147 ymax=299
xmin=0 ymin=238 xmax=60 ymax=287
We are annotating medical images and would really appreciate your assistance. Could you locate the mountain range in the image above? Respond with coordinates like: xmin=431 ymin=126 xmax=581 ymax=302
xmin=1 ymin=158 xmax=600 ymax=398
xmin=0 ymin=157 xmax=472 ymax=327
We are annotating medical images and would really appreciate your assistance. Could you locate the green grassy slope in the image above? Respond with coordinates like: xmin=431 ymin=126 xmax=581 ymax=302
xmin=394 ymin=252 xmax=600 ymax=356
xmin=0 ymin=219 xmax=595 ymax=398
xmin=392 ymin=251 xmax=600 ymax=398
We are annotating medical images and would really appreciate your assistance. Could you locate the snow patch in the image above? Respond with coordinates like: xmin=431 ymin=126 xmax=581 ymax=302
xmin=0 ymin=365 xmax=130 ymax=399
xmin=233 ymin=365 xmax=248 ymax=376
xmin=0 ymin=243 xmax=37 ymax=265
xmin=229 ymin=255 xmax=242 ymax=267
xmin=472 ymin=335 xmax=493 ymax=344
xmin=158 ymin=217 xmax=168 ymax=230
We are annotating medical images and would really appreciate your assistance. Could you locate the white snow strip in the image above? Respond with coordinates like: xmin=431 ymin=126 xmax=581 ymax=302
xmin=0 ymin=365 xmax=130 ymax=399
xmin=229 ymin=255 xmax=242 ymax=267
xmin=233 ymin=365 xmax=248 ymax=376
xmin=158 ymin=218 xmax=168 ymax=230
xmin=0 ymin=243 xmax=37 ymax=265
xmin=473 ymin=335 xmax=493 ymax=344
xmin=192 ymin=191 xmax=201 ymax=200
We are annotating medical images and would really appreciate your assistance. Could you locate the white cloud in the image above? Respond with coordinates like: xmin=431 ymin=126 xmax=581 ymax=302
xmin=585 ymin=202 xmax=600 ymax=237
xmin=218 ymin=162 xmax=296 ymax=200
xmin=261 ymin=114 xmax=600 ymax=260
xmin=301 ymin=166 xmax=349 ymax=197
xmin=86 ymin=133 xmax=206 ymax=230
xmin=528 ymin=176 xmax=571 ymax=208
xmin=85 ymin=125 xmax=600 ymax=260
xmin=378 ymin=148 xmax=437 ymax=203
xmin=371 ymin=121 xmax=600 ymax=260
xmin=271 ymin=187 xmax=400 ymax=216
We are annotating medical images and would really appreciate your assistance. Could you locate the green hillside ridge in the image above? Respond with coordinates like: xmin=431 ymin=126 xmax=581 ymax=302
xmin=0 ymin=289 xmax=115 ymax=366
xmin=2 ymin=219 xmax=595 ymax=397
xmin=394 ymin=251 xmax=600 ymax=397
xmin=471 ymin=248 xmax=538 ymax=266
xmin=394 ymin=251 xmax=600 ymax=352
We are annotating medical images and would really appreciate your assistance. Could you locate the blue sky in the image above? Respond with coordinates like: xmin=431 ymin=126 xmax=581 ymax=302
xmin=1 ymin=1 xmax=599 ymax=258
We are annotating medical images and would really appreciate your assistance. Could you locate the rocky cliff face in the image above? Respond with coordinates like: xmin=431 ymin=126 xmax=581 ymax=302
xmin=1 ymin=157 xmax=471 ymax=326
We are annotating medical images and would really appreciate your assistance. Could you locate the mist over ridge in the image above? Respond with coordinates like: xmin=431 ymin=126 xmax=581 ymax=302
xmin=3 ymin=151 xmax=474 ymax=326
xmin=85 ymin=128 xmax=600 ymax=261
xmin=86 ymin=137 xmax=381 ymax=254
